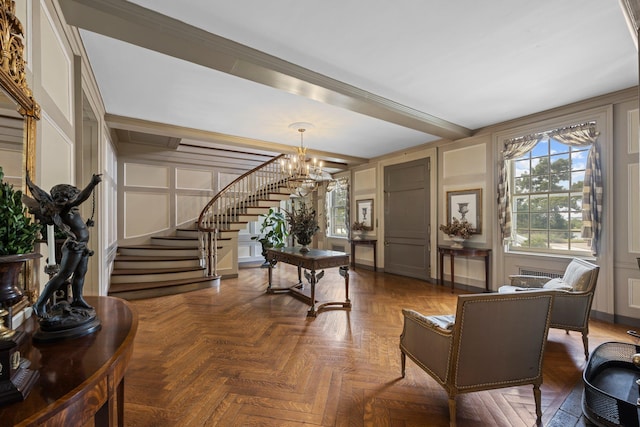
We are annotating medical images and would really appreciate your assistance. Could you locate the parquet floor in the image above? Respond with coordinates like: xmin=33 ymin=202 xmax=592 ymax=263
xmin=123 ymin=264 xmax=633 ymax=426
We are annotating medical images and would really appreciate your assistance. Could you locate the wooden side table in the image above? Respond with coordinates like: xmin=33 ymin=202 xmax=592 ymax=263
xmin=438 ymin=245 xmax=491 ymax=293
xmin=350 ymin=239 xmax=377 ymax=271
xmin=1 ymin=296 xmax=138 ymax=427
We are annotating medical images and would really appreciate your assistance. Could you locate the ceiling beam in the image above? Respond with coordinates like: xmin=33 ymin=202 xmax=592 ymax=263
xmin=105 ymin=114 xmax=367 ymax=166
xmin=59 ymin=0 xmax=472 ymax=141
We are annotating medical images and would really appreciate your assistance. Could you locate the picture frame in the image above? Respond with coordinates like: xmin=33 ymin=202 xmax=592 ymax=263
xmin=446 ymin=189 xmax=482 ymax=233
xmin=356 ymin=199 xmax=374 ymax=231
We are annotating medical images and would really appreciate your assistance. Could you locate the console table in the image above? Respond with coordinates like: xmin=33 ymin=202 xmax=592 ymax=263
xmin=438 ymin=245 xmax=491 ymax=293
xmin=350 ymin=238 xmax=377 ymax=271
xmin=1 ymin=296 xmax=138 ymax=426
xmin=266 ymin=247 xmax=350 ymax=317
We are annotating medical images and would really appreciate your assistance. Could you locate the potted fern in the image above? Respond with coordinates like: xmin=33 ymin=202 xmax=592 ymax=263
xmin=0 ymin=166 xmax=41 ymax=313
xmin=251 ymin=208 xmax=288 ymax=266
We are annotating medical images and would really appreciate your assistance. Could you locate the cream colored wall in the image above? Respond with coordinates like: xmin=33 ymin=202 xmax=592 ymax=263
xmin=438 ymin=136 xmax=492 ymax=289
xmin=23 ymin=0 xmax=116 ymax=297
xmin=119 ymin=160 xmax=214 ymax=243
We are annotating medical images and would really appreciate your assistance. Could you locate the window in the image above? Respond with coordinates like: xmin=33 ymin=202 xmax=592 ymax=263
xmin=509 ymin=137 xmax=591 ymax=253
xmin=327 ymin=184 xmax=348 ymax=237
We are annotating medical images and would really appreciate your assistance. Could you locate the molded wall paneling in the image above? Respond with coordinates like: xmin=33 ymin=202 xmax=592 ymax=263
xmin=238 ymin=246 xmax=251 ymax=258
xmin=218 ymin=172 xmax=239 ymax=191
xmin=124 ymin=192 xmax=169 ymax=238
xmin=629 ymin=278 xmax=640 ymax=310
xmin=176 ymin=194 xmax=210 ymax=225
xmin=41 ymin=114 xmax=73 ymax=187
xmin=443 ymin=144 xmax=486 ymax=178
xmin=354 ymin=168 xmax=376 ymax=192
xmin=104 ymin=138 xmax=118 ymax=249
xmin=630 ymin=164 xmax=640 ymax=254
xmin=629 ymin=109 xmax=639 ymax=155
xmin=124 ymin=163 xmax=169 ymax=188
xmin=176 ymin=168 xmax=213 ymax=190
xmin=40 ymin=4 xmax=72 ymax=122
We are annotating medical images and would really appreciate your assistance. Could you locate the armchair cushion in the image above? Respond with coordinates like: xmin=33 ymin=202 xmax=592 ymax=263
xmin=563 ymin=260 xmax=595 ymax=291
xmin=542 ymin=278 xmax=573 ymax=291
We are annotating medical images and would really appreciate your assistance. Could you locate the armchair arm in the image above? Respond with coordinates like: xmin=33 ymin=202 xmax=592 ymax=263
xmin=400 ymin=309 xmax=453 ymax=384
xmin=509 ymin=274 xmax=551 ymax=288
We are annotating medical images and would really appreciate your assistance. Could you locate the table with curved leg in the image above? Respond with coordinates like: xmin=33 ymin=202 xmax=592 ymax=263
xmin=266 ymin=247 xmax=350 ymax=317
xmin=0 ymin=296 xmax=138 ymax=427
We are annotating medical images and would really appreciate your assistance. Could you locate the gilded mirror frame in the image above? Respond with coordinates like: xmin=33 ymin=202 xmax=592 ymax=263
xmin=0 ymin=1 xmax=40 ymax=307
xmin=0 ymin=0 xmax=40 ymax=185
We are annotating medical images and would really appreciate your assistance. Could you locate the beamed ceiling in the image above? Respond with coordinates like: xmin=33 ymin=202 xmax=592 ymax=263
xmin=58 ymin=0 xmax=638 ymax=173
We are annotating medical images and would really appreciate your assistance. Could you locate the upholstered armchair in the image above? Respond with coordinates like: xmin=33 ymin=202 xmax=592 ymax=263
xmin=400 ymin=292 xmax=554 ymax=427
xmin=498 ymin=258 xmax=599 ymax=359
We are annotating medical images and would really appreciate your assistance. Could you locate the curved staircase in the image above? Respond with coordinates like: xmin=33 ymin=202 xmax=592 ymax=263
xmin=109 ymin=154 xmax=293 ymax=300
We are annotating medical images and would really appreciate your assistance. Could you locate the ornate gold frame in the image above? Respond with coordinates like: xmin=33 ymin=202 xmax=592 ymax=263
xmin=0 ymin=0 xmax=40 ymax=183
xmin=0 ymin=0 xmax=40 ymax=306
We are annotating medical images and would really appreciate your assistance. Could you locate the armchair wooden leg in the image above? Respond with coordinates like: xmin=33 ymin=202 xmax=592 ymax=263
xmin=448 ymin=397 xmax=456 ymax=427
xmin=533 ymin=383 xmax=542 ymax=425
xmin=400 ymin=351 xmax=406 ymax=378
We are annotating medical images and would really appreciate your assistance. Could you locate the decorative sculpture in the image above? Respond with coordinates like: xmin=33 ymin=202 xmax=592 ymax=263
xmin=22 ymin=174 xmax=102 ymax=342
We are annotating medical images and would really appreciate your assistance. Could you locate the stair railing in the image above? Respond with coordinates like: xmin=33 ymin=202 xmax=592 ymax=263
xmin=197 ymin=154 xmax=289 ymax=277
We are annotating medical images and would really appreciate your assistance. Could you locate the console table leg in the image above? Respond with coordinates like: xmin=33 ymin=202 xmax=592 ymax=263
xmin=266 ymin=259 xmax=276 ymax=293
xmin=307 ymin=269 xmax=317 ymax=317
xmin=449 ymin=254 xmax=455 ymax=293
xmin=339 ymin=266 xmax=350 ymax=303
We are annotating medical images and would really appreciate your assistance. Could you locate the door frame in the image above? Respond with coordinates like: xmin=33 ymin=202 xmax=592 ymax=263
xmin=375 ymin=148 xmax=437 ymax=278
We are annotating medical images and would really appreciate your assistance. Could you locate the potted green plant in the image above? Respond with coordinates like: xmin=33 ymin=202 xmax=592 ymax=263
xmin=251 ymin=208 xmax=289 ymax=266
xmin=0 ymin=166 xmax=41 ymax=324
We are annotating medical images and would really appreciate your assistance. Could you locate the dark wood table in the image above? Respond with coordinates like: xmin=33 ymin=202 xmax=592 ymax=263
xmin=350 ymin=238 xmax=377 ymax=271
xmin=438 ymin=245 xmax=492 ymax=293
xmin=1 ymin=296 xmax=138 ymax=426
xmin=266 ymin=247 xmax=350 ymax=317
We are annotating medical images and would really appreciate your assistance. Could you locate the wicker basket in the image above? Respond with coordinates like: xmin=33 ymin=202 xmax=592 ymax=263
xmin=582 ymin=341 xmax=640 ymax=427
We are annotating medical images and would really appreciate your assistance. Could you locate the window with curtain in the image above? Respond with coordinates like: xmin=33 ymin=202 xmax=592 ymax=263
xmin=498 ymin=121 xmax=602 ymax=255
xmin=326 ymin=182 xmax=348 ymax=238
xmin=510 ymin=138 xmax=591 ymax=253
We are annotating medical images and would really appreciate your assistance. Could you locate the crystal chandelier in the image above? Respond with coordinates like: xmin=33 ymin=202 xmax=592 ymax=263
xmin=281 ymin=123 xmax=324 ymax=195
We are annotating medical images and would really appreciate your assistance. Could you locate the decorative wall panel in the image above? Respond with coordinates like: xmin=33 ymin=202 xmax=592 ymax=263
xmin=40 ymin=3 xmax=72 ymax=122
xmin=176 ymin=168 xmax=213 ymax=190
xmin=443 ymin=145 xmax=486 ymax=178
xmin=124 ymin=192 xmax=169 ymax=238
xmin=176 ymin=194 xmax=210 ymax=225
xmin=629 ymin=278 xmax=640 ymax=309
xmin=629 ymin=109 xmax=639 ymax=154
xmin=41 ymin=114 xmax=73 ymax=186
xmin=630 ymin=164 xmax=640 ymax=253
xmin=124 ymin=163 xmax=169 ymax=188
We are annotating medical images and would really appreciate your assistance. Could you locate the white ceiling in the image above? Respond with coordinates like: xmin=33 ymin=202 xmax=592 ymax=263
xmin=61 ymin=0 xmax=637 ymax=166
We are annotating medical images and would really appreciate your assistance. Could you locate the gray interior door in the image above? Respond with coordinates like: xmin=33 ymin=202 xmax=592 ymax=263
xmin=383 ymin=158 xmax=430 ymax=280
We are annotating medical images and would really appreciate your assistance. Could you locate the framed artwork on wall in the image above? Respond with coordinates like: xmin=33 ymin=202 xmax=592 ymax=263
xmin=446 ymin=189 xmax=482 ymax=233
xmin=356 ymin=199 xmax=374 ymax=230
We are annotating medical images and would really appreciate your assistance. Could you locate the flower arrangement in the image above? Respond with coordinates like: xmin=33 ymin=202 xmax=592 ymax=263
xmin=439 ymin=217 xmax=474 ymax=239
xmin=285 ymin=200 xmax=319 ymax=248
xmin=352 ymin=221 xmax=368 ymax=232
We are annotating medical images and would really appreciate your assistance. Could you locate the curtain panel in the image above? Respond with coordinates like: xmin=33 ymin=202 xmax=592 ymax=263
xmin=497 ymin=122 xmax=602 ymax=255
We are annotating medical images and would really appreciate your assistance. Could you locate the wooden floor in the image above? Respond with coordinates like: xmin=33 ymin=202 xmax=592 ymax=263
xmin=122 ymin=264 xmax=634 ymax=426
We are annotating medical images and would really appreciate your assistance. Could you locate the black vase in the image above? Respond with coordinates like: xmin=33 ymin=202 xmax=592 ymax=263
xmin=0 ymin=254 xmax=39 ymax=307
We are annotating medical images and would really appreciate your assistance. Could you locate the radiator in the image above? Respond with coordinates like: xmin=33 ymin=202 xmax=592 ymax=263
xmin=332 ymin=244 xmax=346 ymax=252
xmin=518 ymin=267 xmax=563 ymax=279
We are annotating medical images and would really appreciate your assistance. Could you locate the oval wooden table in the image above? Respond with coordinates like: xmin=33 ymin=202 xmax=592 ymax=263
xmin=0 ymin=296 xmax=138 ymax=426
